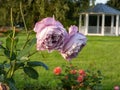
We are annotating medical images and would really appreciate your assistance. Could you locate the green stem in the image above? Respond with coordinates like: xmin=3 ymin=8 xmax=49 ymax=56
xmin=6 ymin=8 xmax=16 ymax=79
xmin=20 ymin=2 xmax=30 ymax=49
xmin=10 ymin=8 xmax=14 ymax=28
xmin=6 ymin=61 xmax=16 ymax=79
xmin=28 ymin=51 xmax=38 ymax=57
xmin=10 ymin=8 xmax=16 ymax=57
xmin=20 ymin=2 xmax=28 ymax=35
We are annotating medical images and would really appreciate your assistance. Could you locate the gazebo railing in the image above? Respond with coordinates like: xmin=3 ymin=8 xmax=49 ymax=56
xmin=79 ymin=26 xmax=86 ymax=34
xmin=104 ymin=26 xmax=116 ymax=35
xmin=79 ymin=26 xmax=119 ymax=36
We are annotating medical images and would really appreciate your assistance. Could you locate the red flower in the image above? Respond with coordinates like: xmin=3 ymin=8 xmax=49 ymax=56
xmin=77 ymin=75 xmax=84 ymax=82
xmin=53 ymin=67 xmax=62 ymax=75
xmin=79 ymin=69 xmax=86 ymax=77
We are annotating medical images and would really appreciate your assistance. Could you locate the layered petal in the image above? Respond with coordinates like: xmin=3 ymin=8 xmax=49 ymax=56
xmin=34 ymin=17 xmax=68 ymax=52
xmin=60 ymin=25 xmax=87 ymax=60
xmin=34 ymin=17 xmax=63 ymax=33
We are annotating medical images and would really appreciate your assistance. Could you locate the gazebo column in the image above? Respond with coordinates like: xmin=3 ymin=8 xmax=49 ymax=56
xmin=85 ymin=13 xmax=89 ymax=35
xmin=111 ymin=15 xmax=114 ymax=34
xmin=101 ymin=14 xmax=105 ymax=36
xmin=79 ymin=14 xmax=82 ymax=31
xmin=115 ymin=15 xmax=119 ymax=36
xmin=97 ymin=15 xmax=100 ymax=33
xmin=118 ymin=15 xmax=120 ymax=35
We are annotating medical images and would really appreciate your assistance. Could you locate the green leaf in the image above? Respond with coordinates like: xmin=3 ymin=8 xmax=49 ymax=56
xmin=19 ymin=56 xmax=29 ymax=60
xmin=6 ymin=36 xmax=19 ymax=50
xmin=4 ymin=63 xmax=11 ymax=68
xmin=28 ymin=38 xmax=36 ymax=46
xmin=6 ymin=37 xmax=11 ymax=50
xmin=27 ymin=61 xmax=48 ymax=70
xmin=0 ymin=64 xmax=4 ymax=69
xmin=15 ymin=62 xmax=24 ymax=70
xmin=14 ymin=37 xmax=19 ymax=45
xmin=0 ymin=44 xmax=5 ymax=50
xmin=7 ymin=78 xmax=17 ymax=90
xmin=4 ymin=49 xmax=16 ymax=60
xmin=0 ymin=70 xmax=6 ymax=75
xmin=23 ymin=67 xmax=39 ymax=79
xmin=17 ymin=38 xmax=36 ymax=60
xmin=0 ymin=63 xmax=5 ymax=75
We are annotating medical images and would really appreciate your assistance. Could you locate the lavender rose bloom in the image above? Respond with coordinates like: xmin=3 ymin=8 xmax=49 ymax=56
xmin=34 ymin=17 xmax=68 ymax=52
xmin=60 ymin=25 xmax=87 ymax=60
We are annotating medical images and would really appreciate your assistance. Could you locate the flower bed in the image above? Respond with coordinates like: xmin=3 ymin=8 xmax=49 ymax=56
xmin=53 ymin=64 xmax=103 ymax=90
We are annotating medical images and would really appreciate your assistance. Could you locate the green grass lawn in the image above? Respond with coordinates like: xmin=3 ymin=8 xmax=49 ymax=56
xmin=0 ymin=34 xmax=120 ymax=90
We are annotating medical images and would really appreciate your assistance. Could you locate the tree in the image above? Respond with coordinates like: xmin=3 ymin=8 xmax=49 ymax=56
xmin=107 ymin=0 xmax=120 ymax=10
xmin=0 ymin=0 xmax=95 ymax=29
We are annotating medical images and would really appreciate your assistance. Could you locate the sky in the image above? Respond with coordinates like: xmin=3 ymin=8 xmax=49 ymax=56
xmin=95 ymin=0 xmax=109 ymax=4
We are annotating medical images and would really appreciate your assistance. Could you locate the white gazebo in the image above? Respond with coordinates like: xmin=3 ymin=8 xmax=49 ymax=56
xmin=79 ymin=3 xmax=120 ymax=36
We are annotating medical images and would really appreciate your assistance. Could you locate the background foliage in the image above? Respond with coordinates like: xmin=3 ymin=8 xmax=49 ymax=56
xmin=0 ymin=0 xmax=120 ymax=29
xmin=0 ymin=0 xmax=95 ymax=28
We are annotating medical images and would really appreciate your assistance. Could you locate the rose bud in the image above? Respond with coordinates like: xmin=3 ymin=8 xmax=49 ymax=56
xmin=70 ymin=69 xmax=77 ymax=74
xmin=114 ymin=86 xmax=120 ymax=90
xmin=0 ymin=83 xmax=9 ymax=90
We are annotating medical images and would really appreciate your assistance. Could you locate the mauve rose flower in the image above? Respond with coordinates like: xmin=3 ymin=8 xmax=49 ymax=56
xmin=34 ymin=17 xmax=68 ymax=51
xmin=34 ymin=17 xmax=64 ymax=33
xmin=60 ymin=25 xmax=87 ymax=60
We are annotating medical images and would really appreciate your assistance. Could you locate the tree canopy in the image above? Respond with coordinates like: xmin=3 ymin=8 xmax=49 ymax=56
xmin=0 ymin=0 xmax=95 ymax=29
xmin=107 ymin=0 xmax=120 ymax=11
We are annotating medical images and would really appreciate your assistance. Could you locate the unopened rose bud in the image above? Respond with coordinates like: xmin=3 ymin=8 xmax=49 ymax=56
xmin=0 ymin=83 xmax=9 ymax=90
xmin=114 ymin=86 xmax=120 ymax=90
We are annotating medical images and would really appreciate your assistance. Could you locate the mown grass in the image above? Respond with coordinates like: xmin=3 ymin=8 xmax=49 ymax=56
xmin=0 ymin=33 xmax=120 ymax=90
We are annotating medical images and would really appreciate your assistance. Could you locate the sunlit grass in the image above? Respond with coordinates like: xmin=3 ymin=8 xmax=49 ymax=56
xmin=1 ymin=34 xmax=120 ymax=90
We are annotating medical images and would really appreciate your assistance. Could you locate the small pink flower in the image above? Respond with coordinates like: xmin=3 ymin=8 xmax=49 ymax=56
xmin=77 ymin=75 xmax=84 ymax=82
xmin=79 ymin=69 xmax=86 ymax=77
xmin=53 ymin=67 xmax=62 ymax=75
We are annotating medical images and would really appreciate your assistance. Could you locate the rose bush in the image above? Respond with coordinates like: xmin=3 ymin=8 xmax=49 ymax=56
xmin=0 ymin=7 xmax=48 ymax=90
xmin=0 ymin=15 xmax=87 ymax=90
xmin=53 ymin=64 xmax=103 ymax=90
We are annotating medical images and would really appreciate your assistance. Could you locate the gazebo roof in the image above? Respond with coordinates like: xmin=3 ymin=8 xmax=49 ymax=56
xmin=82 ymin=3 xmax=120 ymax=15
